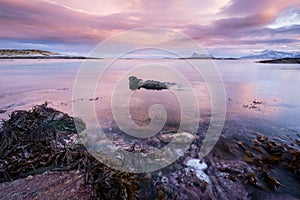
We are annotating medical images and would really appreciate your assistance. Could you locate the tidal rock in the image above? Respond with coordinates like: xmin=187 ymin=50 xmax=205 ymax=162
xmin=129 ymin=76 xmax=143 ymax=90
xmin=140 ymin=80 xmax=168 ymax=90
xmin=129 ymin=76 xmax=169 ymax=90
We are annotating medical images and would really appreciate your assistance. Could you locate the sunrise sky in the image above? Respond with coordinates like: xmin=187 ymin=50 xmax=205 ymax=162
xmin=0 ymin=0 xmax=299 ymax=57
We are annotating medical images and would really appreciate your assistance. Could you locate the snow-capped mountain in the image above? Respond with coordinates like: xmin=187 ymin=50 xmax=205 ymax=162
xmin=241 ymin=49 xmax=300 ymax=59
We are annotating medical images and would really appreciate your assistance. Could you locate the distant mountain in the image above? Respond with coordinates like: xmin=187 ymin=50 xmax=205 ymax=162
xmin=0 ymin=49 xmax=60 ymax=57
xmin=0 ymin=49 xmax=90 ymax=59
xmin=180 ymin=51 xmax=239 ymax=60
xmin=241 ymin=49 xmax=300 ymax=59
xmin=180 ymin=51 xmax=214 ymax=59
xmin=191 ymin=51 xmax=214 ymax=59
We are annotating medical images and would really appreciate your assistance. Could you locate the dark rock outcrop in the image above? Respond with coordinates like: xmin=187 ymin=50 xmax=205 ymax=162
xmin=129 ymin=76 xmax=169 ymax=90
xmin=258 ymin=58 xmax=300 ymax=64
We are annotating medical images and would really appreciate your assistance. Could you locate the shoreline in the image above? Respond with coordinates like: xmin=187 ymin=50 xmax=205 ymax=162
xmin=0 ymin=56 xmax=98 ymax=59
xmin=258 ymin=58 xmax=300 ymax=64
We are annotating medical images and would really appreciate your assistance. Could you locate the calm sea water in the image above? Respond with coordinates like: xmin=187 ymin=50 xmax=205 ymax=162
xmin=0 ymin=59 xmax=299 ymax=139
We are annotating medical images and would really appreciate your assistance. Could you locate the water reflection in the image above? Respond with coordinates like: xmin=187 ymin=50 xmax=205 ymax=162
xmin=0 ymin=59 xmax=299 ymax=134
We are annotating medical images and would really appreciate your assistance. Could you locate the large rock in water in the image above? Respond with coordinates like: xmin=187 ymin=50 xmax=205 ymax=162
xmin=129 ymin=76 xmax=143 ymax=90
xmin=129 ymin=76 xmax=169 ymax=90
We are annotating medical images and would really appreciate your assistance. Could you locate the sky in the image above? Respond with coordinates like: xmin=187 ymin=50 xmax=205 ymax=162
xmin=0 ymin=0 xmax=299 ymax=57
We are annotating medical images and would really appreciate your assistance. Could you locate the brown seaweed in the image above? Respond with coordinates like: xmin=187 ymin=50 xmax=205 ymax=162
xmin=237 ymin=133 xmax=299 ymax=191
xmin=0 ymin=103 xmax=140 ymax=199
xmin=262 ymin=170 xmax=283 ymax=191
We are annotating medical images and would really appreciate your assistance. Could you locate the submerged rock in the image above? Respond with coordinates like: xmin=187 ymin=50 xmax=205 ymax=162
xmin=129 ymin=76 xmax=169 ymax=90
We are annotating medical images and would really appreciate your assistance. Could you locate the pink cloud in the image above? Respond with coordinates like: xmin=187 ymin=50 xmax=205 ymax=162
xmin=0 ymin=0 xmax=299 ymax=56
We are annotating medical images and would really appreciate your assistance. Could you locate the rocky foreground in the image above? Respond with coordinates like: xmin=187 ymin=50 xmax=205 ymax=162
xmin=0 ymin=103 xmax=139 ymax=199
xmin=0 ymin=104 xmax=299 ymax=199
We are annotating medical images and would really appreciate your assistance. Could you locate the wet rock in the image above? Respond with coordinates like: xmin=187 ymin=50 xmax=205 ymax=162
xmin=141 ymin=80 xmax=168 ymax=90
xmin=89 ymin=97 xmax=99 ymax=101
xmin=146 ymin=136 xmax=162 ymax=148
xmin=153 ymin=168 xmax=211 ymax=200
xmin=129 ymin=76 xmax=143 ymax=90
xmin=101 ymin=120 xmax=300 ymax=199
xmin=0 ymin=171 xmax=92 ymax=200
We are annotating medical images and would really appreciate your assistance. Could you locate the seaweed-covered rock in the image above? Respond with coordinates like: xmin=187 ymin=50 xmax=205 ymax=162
xmin=0 ymin=103 xmax=140 ymax=199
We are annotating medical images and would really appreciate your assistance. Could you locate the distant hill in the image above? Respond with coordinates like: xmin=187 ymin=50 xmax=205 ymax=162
xmin=241 ymin=49 xmax=300 ymax=59
xmin=0 ymin=49 xmax=60 ymax=57
xmin=191 ymin=51 xmax=214 ymax=59
xmin=0 ymin=49 xmax=91 ymax=59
